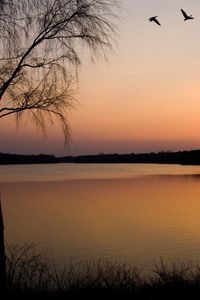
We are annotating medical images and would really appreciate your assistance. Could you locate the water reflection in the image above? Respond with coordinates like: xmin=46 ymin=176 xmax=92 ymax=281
xmin=0 ymin=165 xmax=200 ymax=268
xmin=1 ymin=163 xmax=200 ymax=182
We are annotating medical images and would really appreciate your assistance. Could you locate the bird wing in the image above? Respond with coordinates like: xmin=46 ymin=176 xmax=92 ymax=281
xmin=153 ymin=18 xmax=161 ymax=26
xmin=181 ymin=9 xmax=188 ymax=18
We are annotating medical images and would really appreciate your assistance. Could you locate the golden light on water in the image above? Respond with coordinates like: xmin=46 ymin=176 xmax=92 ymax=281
xmin=2 ymin=166 xmax=200 ymax=266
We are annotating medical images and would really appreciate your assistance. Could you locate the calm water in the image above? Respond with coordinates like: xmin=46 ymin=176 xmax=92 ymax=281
xmin=1 ymin=163 xmax=200 ymax=269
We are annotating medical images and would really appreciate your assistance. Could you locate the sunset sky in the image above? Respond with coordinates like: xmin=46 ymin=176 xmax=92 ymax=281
xmin=1 ymin=0 xmax=200 ymax=155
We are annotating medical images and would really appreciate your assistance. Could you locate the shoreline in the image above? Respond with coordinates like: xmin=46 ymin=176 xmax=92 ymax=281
xmin=1 ymin=149 xmax=200 ymax=165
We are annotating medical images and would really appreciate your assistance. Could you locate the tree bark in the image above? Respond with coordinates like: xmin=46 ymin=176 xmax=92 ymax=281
xmin=0 ymin=194 xmax=6 ymax=295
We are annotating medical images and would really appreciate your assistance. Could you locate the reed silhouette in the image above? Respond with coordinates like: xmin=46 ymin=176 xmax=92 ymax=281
xmin=2 ymin=243 xmax=200 ymax=299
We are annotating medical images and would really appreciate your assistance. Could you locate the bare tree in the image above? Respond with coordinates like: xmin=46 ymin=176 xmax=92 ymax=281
xmin=0 ymin=0 xmax=119 ymax=147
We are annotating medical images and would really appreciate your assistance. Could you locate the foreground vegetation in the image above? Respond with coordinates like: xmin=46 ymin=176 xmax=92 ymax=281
xmin=2 ymin=243 xmax=200 ymax=299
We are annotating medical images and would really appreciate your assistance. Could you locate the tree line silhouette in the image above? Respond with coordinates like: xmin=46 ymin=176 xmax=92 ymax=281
xmin=1 ymin=150 xmax=200 ymax=165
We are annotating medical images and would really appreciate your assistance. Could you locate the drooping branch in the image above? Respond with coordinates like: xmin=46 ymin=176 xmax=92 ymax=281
xmin=0 ymin=0 xmax=119 ymax=148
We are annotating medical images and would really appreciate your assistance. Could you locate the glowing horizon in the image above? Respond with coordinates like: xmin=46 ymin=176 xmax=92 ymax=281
xmin=1 ymin=0 xmax=200 ymax=155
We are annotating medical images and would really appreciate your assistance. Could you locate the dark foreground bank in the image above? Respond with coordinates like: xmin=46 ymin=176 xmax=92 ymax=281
xmin=2 ymin=244 xmax=200 ymax=299
xmin=1 ymin=149 xmax=200 ymax=165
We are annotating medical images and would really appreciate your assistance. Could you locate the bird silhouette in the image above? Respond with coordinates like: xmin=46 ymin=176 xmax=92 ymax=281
xmin=148 ymin=16 xmax=161 ymax=26
xmin=181 ymin=9 xmax=194 ymax=21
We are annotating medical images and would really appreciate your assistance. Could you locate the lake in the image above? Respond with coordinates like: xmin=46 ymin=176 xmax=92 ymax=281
xmin=1 ymin=163 xmax=200 ymax=270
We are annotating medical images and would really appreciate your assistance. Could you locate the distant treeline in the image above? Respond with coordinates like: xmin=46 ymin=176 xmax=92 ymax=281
xmin=1 ymin=150 xmax=200 ymax=165
xmin=0 ymin=153 xmax=58 ymax=165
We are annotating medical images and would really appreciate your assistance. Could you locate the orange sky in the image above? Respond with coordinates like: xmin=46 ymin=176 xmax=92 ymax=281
xmin=1 ymin=0 xmax=200 ymax=155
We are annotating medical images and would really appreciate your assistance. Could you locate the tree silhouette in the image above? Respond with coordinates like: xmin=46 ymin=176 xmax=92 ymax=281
xmin=0 ymin=0 xmax=119 ymax=295
xmin=0 ymin=0 xmax=119 ymax=147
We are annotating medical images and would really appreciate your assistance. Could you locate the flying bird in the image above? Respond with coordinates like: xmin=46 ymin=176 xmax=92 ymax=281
xmin=181 ymin=9 xmax=194 ymax=21
xmin=148 ymin=16 xmax=161 ymax=26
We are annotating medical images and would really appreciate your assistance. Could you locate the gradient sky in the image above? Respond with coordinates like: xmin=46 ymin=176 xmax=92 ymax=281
xmin=1 ymin=0 xmax=200 ymax=155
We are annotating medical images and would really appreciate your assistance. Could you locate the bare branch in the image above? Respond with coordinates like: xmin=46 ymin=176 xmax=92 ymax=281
xmin=0 ymin=0 xmax=120 ymax=149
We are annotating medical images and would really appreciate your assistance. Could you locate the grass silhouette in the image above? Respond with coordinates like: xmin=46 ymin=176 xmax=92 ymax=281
xmin=3 ymin=243 xmax=200 ymax=299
